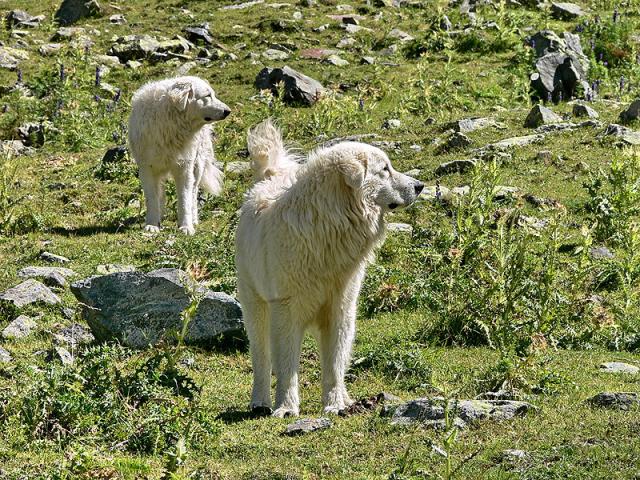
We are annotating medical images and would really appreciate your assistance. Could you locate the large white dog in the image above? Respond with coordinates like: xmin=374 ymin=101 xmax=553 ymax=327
xmin=128 ymin=76 xmax=230 ymax=235
xmin=236 ymin=120 xmax=424 ymax=417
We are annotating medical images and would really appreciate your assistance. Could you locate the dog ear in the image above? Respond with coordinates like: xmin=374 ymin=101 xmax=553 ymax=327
xmin=169 ymin=81 xmax=194 ymax=110
xmin=339 ymin=151 xmax=368 ymax=189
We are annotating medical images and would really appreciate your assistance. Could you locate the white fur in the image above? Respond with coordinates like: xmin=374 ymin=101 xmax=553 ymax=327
xmin=236 ymin=120 xmax=423 ymax=417
xmin=128 ymin=76 xmax=230 ymax=235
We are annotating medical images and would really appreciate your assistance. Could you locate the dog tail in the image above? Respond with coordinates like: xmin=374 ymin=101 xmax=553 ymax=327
xmin=200 ymin=161 xmax=223 ymax=195
xmin=247 ymin=119 xmax=293 ymax=182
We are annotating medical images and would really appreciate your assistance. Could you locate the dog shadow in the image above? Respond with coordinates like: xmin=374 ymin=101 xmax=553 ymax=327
xmin=216 ymin=407 xmax=271 ymax=424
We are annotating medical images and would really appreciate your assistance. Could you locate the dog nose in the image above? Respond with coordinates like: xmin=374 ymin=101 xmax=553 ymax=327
xmin=414 ymin=181 xmax=424 ymax=195
xmin=222 ymin=108 xmax=231 ymax=118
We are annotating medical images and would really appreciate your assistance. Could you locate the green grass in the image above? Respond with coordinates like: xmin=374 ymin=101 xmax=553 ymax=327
xmin=0 ymin=0 xmax=639 ymax=478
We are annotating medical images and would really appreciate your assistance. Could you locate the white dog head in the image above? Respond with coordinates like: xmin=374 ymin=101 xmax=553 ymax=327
xmin=328 ymin=142 xmax=424 ymax=211
xmin=168 ymin=76 xmax=230 ymax=124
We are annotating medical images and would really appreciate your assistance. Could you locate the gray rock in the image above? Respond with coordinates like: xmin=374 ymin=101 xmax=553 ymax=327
xmin=387 ymin=223 xmax=413 ymax=234
xmin=336 ymin=36 xmax=356 ymax=49
xmin=1 ymin=140 xmax=29 ymax=156
xmin=0 ymin=280 xmax=61 ymax=308
xmin=51 ymin=346 xmax=74 ymax=365
xmin=619 ymin=99 xmax=640 ymax=124
xmin=226 ymin=161 xmax=251 ymax=175
xmin=0 ymin=47 xmax=29 ymax=70
xmin=19 ymin=266 xmax=77 ymax=280
xmin=590 ymin=246 xmax=614 ymax=260
xmin=6 ymin=10 xmax=45 ymax=29
xmin=450 ymin=117 xmax=501 ymax=133
xmin=299 ymin=48 xmax=338 ymax=59
xmin=263 ymin=49 xmax=289 ymax=61
xmin=551 ymin=2 xmax=585 ymax=19
xmin=40 ymin=252 xmax=70 ymax=263
xmin=109 ymin=14 xmax=127 ymax=25
xmin=0 ymin=346 xmax=12 ymax=363
xmin=435 ymin=159 xmax=476 ymax=175
xmin=255 ymin=66 xmax=325 ymax=106
xmin=485 ymin=134 xmax=545 ymax=150
xmin=183 ymin=25 xmax=213 ymax=45
xmin=440 ymin=15 xmax=452 ymax=31
xmin=502 ymin=449 xmax=528 ymax=460
xmin=388 ymin=397 xmax=535 ymax=429
xmin=493 ymin=185 xmax=519 ymax=200
xmin=588 ymin=392 xmax=639 ymax=410
xmin=96 ymin=264 xmax=136 ymax=275
xmin=109 ymin=35 xmax=160 ymax=62
xmin=39 ymin=44 xmax=64 ymax=57
xmin=2 ymin=315 xmax=37 ymax=339
xmin=220 ymin=0 xmax=264 ymax=10
xmin=525 ymin=105 xmax=562 ymax=128
xmin=284 ymin=417 xmax=332 ymax=435
xmin=387 ymin=28 xmax=414 ymax=43
xmin=383 ymin=119 xmax=401 ymax=129
xmin=599 ymin=362 xmax=639 ymax=374
xmin=17 ymin=122 xmax=46 ymax=147
xmin=361 ymin=56 xmax=375 ymax=65
xmin=531 ymin=50 xmax=586 ymax=102
xmin=52 ymin=26 xmax=86 ymax=41
xmin=323 ymin=54 xmax=349 ymax=66
xmin=573 ymin=103 xmax=599 ymax=119
xmin=54 ymin=323 xmax=95 ymax=347
xmin=70 ymin=269 xmax=243 ymax=349
xmin=55 ymin=0 xmax=102 ymax=26
xmin=447 ymin=132 xmax=472 ymax=150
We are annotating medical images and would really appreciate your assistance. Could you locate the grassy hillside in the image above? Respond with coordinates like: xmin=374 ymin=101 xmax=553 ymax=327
xmin=0 ymin=0 xmax=639 ymax=478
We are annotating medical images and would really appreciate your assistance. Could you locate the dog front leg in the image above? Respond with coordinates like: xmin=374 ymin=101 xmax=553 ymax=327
xmin=174 ymin=169 xmax=195 ymax=235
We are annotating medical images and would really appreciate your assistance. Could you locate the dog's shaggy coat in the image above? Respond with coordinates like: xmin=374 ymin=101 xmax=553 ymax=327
xmin=128 ymin=76 xmax=230 ymax=235
xmin=236 ymin=120 xmax=424 ymax=417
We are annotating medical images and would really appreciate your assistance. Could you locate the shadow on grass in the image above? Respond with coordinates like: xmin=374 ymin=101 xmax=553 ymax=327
xmin=49 ymin=218 xmax=139 ymax=237
xmin=216 ymin=406 xmax=271 ymax=424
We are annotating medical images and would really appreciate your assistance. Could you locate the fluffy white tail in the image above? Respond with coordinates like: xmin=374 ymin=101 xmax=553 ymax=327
xmin=247 ymin=119 xmax=297 ymax=182
xmin=200 ymin=161 xmax=223 ymax=195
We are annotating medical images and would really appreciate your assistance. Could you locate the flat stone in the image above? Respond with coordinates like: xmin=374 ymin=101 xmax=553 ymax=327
xmin=573 ymin=103 xmax=598 ymax=119
xmin=449 ymin=117 xmax=501 ymax=133
xmin=40 ymin=252 xmax=70 ymax=263
xmin=6 ymin=10 xmax=45 ymax=28
xmin=284 ymin=418 xmax=332 ymax=435
xmin=387 ymin=397 xmax=535 ymax=429
xmin=109 ymin=35 xmax=160 ymax=62
xmin=387 ymin=28 xmax=414 ymax=43
xmin=220 ymin=0 xmax=264 ymax=10
xmin=387 ymin=223 xmax=413 ymax=234
xmin=323 ymin=54 xmax=349 ymax=66
xmin=262 ymin=49 xmax=289 ymax=61
xmin=503 ymin=449 xmax=528 ymax=460
xmin=51 ymin=346 xmax=74 ymax=365
xmin=435 ymin=159 xmax=476 ymax=175
xmin=224 ymin=161 xmax=251 ymax=176
xmin=0 ymin=46 xmax=29 ymax=70
xmin=2 ymin=315 xmax=37 ymax=339
xmin=39 ymin=43 xmax=64 ymax=56
xmin=299 ymin=48 xmax=337 ymax=59
xmin=361 ymin=56 xmax=375 ymax=65
xmin=0 ymin=280 xmax=61 ymax=308
xmin=96 ymin=264 xmax=135 ymax=275
xmin=493 ymin=185 xmax=519 ymax=200
xmin=19 ymin=266 xmax=77 ymax=280
xmin=336 ymin=36 xmax=356 ymax=49
xmin=183 ymin=25 xmax=213 ymax=45
xmin=0 ymin=346 xmax=12 ymax=363
xmin=588 ymin=392 xmax=639 ymax=410
xmin=51 ymin=26 xmax=85 ymax=40
xmin=383 ymin=119 xmax=401 ymax=129
xmin=109 ymin=14 xmax=126 ymax=25
xmin=94 ymin=54 xmax=121 ymax=67
xmin=551 ymin=2 xmax=585 ymax=19
xmin=525 ymin=105 xmax=562 ymax=128
xmin=70 ymin=269 xmax=243 ymax=348
xmin=599 ymin=362 xmax=639 ymax=374
xmin=486 ymin=134 xmax=545 ymax=150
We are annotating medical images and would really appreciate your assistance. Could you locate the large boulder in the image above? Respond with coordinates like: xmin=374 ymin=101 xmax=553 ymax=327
xmin=255 ymin=66 xmax=325 ymax=106
xmin=528 ymin=30 xmax=589 ymax=102
xmin=70 ymin=269 xmax=243 ymax=348
xmin=55 ymin=0 xmax=102 ymax=26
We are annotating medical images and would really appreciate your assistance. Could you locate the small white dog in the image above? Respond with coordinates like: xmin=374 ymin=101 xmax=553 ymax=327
xmin=128 ymin=76 xmax=230 ymax=235
xmin=236 ymin=120 xmax=424 ymax=417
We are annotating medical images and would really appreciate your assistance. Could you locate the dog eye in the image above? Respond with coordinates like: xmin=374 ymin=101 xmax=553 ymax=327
xmin=382 ymin=165 xmax=390 ymax=173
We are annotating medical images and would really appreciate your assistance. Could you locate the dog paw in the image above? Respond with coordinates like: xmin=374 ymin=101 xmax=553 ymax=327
xmin=144 ymin=224 xmax=161 ymax=233
xmin=272 ymin=406 xmax=299 ymax=418
xmin=178 ymin=225 xmax=195 ymax=235
xmin=322 ymin=405 xmax=343 ymax=416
